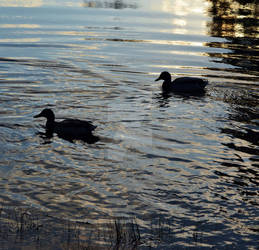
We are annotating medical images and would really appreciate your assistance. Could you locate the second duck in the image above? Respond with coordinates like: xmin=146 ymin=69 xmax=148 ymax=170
xmin=34 ymin=108 xmax=98 ymax=143
xmin=155 ymin=71 xmax=208 ymax=93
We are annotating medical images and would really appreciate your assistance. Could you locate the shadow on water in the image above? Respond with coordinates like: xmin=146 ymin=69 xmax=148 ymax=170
xmin=214 ymin=89 xmax=259 ymax=208
xmin=205 ymin=0 xmax=259 ymax=183
xmin=205 ymin=0 xmax=259 ymax=76
xmin=204 ymin=0 xmax=259 ymax=244
xmin=207 ymin=0 xmax=258 ymax=39
xmin=220 ymin=104 xmax=259 ymax=157
xmin=154 ymin=91 xmax=206 ymax=108
xmin=36 ymin=130 xmax=100 ymax=144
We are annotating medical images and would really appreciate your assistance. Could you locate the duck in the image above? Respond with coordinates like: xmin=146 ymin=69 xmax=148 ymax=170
xmin=34 ymin=108 xmax=98 ymax=142
xmin=155 ymin=71 xmax=208 ymax=93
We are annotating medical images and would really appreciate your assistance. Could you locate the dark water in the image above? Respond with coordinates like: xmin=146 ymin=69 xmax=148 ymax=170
xmin=0 ymin=0 xmax=258 ymax=248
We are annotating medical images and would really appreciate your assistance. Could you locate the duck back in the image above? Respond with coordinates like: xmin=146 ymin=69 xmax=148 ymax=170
xmin=170 ymin=77 xmax=208 ymax=93
xmin=54 ymin=119 xmax=96 ymax=137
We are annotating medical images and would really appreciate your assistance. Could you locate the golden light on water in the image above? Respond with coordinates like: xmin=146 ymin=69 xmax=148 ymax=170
xmin=0 ymin=0 xmax=43 ymax=7
xmin=0 ymin=38 xmax=41 ymax=43
xmin=0 ymin=24 xmax=40 ymax=29
xmin=147 ymin=39 xmax=204 ymax=47
xmin=172 ymin=18 xmax=187 ymax=27
xmin=0 ymin=0 xmax=81 ymax=7
xmin=159 ymin=0 xmax=207 ymax=15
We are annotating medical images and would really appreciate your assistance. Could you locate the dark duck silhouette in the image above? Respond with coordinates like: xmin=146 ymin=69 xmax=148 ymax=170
xmin=34 ymin=108 xmax=99 ymax=143
xmin=155 ymin=71 xmax=208 ymax=93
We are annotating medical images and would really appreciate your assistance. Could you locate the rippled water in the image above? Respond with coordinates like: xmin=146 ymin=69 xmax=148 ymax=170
xmin=0 ymin=0 xmax=258 ymax=248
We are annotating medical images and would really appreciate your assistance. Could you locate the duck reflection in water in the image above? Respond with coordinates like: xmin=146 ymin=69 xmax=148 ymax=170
xmin=34 ymin=108 xmax=99 ymax=144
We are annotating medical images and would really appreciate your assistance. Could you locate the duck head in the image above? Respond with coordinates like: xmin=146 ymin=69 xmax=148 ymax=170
xmin=155 ymin=71 xmax=171 ymax=83
xmin=34 ymin=108 xmax=55 ymax=122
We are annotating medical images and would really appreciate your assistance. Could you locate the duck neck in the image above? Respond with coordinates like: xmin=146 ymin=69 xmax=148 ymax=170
xmin=46 ymin=115 xmax=55 ymax=130
xmin=162 ymin=79 xmax=172 ymax=90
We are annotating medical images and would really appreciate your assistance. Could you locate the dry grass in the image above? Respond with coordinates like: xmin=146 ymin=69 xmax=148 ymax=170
xmin=0 ymin=207 xmax=141 ymax=250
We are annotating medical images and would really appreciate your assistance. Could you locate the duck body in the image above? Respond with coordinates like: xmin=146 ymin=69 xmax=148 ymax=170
xmin=53 ymin=119 xmax=97 ymax=138
xmin=34 ymin=108 xmax=97 ymax=142
xmin=156 ymin=71 xmax=208 ymax=93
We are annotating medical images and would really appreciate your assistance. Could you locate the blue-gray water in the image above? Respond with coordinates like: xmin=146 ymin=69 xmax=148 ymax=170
xmin=0 ymin=0 xmax=258 ymax=248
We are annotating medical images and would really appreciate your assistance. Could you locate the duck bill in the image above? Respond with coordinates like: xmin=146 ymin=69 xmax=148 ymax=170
xmin=34 ymin=113 xmax=42 ymax=118
xmin=155 ymin=76 xmax=161 ymax=81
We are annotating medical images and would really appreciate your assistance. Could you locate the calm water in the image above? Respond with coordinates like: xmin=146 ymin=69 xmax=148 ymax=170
xmin=0 ymin=0 xmax=258 ymax=248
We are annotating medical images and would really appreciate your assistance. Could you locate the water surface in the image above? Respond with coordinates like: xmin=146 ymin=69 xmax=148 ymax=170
xmin=0 ymin=0 xmax=258 ymax=248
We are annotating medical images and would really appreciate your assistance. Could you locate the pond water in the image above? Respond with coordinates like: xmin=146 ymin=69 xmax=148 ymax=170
xmin=0 ymin=0 xmax=258 ymax=248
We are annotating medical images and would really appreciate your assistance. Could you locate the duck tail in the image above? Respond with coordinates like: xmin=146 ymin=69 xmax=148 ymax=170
xmin=91 ymin=124 xmax=97 ymax=131
xmin=203 ymin=79 xmax=209 ymax=87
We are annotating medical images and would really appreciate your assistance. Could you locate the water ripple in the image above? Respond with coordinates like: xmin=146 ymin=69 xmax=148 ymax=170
xmin=0 ymin=2 xmax=258 ymax=248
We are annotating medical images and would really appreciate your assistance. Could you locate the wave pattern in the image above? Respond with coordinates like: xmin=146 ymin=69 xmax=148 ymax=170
xmin=0 ymin=1 xmax=258 ymax=248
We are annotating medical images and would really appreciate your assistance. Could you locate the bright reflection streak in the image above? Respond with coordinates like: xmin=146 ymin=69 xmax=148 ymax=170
xmin=172 ymin=18 xmax=187 ymax=27
xmin=171 ymin=28 xmax=188 ymax=34
xmin=141 ymin=0 xmax=208 ymax=35
xmin=0 ymin=0 xmax=209 ymax=12
xmin=156 ymin=50 xmax=207 ymax=57
xmin=153 ymin=64 xmax=204 ymax=69
xmin=161 ymin=0 xmax=189 ymax=16
xmin=0 ymin=0 xmax=43 ymax=7
xmin=147 ymin=40 xmax=204 ymax=47
xmin=159 ymin=0 xmax=206 ymax=16
xmin=0 ymin=38 xmax=41 ymax=42
xmin=168 ymin=50 xmax=207 ymax=57
xmin=0 ymin=0 xmax=81 ymax=7
xmin=0 ymin=24 xmax=40 ymax=29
